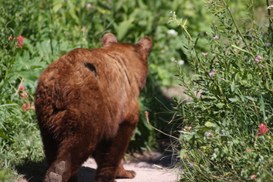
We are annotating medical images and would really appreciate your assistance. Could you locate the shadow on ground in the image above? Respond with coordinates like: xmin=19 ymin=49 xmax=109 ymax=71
xmin=16 ymin=160 xmax=46 ymax=182
xmin=15 ymin=151 xmax=177 ymax=182
xmin=15 ymin=160 xmax=96 ymax=182
xmin=128 ymin=151 xmax=178 ymax=168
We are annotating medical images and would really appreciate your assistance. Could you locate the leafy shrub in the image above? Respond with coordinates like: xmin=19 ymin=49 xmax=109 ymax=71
xmin=172 ymin=0 xmax=273 ymax=181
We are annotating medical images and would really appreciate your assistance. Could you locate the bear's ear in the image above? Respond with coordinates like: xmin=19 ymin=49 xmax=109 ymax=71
xmin=102 ymin=33 xmax=117 ymax=47
xmin=136 ymin=37 xmax=152 ymax=59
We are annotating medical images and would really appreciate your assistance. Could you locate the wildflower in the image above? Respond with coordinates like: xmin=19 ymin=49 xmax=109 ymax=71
xmin=208 ymin=69 xmax=216 ymax=77
xmin=250 ymin=174 xmax=257 ymax=180
xmin=18 ymin=83 xmax=28 ymax=99
xmin=202 ymin=52 xmax=208 ymax=56
xmin=22 ymin=103 xmax=31 ymax=112
xmin=20 ymin=91 xmax=28 ymax=99
xmin=18 ymin=84 xmax=25 ymax=91
xmin=255 ymin=55 xmax=262 ymax=64
xmin=184 ymin=126 xmax=192 ymax=131
xmin=16 ymin=35 xmax=24 ymax=48
xmin=86 ymin=3 xmax=92 ymax=9
xmin=167 ymin=29 xmax=178 ymax=36
xmin=177 ymin=60 xmax=185 ymax=65
xmin=22 ymin=103 xmax=35 ymax=112
xmin=205 ymin=131 xmax=212 ymax=138
xmin=213 ymin=35 xmax=220 ymax=40
xmin=257 ymin=123 xmax=269 ymax=136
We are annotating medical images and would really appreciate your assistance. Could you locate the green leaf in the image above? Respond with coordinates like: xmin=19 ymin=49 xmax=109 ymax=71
xmin=245 ymin=96 xmax=256 ymax=102
xmin=115 ymin=18 xmax=134 ymax=40
xmin=180 ymin=149 xmax=188 ymax=159
xmin=205 ymin=121 xmax=217 ymax=128
xmin=216 ymin=103 xmax=225 ymax=108
xmin=259 ymin=95 xmax=266 ymax=120
xmin=181 ymin=132 xmax=194 ymax=141
xmin=228 ymin=97 xmax=239 ymax=103
xmin=230 ymin=81 xmax=236 ymax=92
xmin=52 ymin=1 xmax=63 ymax=13
xmin=0 ymin=129 xmax=9 ymax=140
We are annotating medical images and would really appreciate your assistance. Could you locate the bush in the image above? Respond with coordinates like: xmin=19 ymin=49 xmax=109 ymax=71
xmin=173 ymin=0 xmax=273 ymax=181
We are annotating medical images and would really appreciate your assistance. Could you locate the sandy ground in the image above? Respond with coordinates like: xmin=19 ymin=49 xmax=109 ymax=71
xmin=18 ymin=152 xmax=180 ymax=182
xmin=79 ymin=157 xmax=179 ymax=182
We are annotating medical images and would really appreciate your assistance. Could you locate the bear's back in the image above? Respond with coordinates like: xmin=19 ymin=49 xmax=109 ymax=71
xmin=35 ymin=47 xmax=139 ymax=137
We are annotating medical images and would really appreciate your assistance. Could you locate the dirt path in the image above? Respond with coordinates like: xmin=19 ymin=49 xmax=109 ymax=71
xmin=79 ymin=157 xmax=179 ymax=182
xmin=18 ymin=152 xmax=179 ymax=182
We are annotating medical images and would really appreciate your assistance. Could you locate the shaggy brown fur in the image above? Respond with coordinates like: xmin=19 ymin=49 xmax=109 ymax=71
xmin=34 ymin=33 xmax=152 ymax=182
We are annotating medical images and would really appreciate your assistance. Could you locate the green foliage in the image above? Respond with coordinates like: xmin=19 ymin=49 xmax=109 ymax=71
xmin=0 ymin=168 xmax=13 ymax=182
xmin=173 ymin=0 xmax=273 ymax=181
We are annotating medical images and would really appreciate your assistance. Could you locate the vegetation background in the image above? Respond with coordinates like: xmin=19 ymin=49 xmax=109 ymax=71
xmin=0 ymin=0 xmax=272 ymax=181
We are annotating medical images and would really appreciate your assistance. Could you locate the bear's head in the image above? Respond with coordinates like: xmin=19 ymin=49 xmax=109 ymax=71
xmin=101 ymin=33 xmax=152 ymax=90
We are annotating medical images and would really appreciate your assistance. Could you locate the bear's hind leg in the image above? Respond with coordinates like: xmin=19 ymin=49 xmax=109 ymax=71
xmin=44 ymin=136 xmax=95 ymax=182
xmin=93 ymin=121 xmax=137 ymax=182
xmin=41 ymin=130 xmax=58 ymax=166
xmin=116 ymin=160 xmax=136 ymax=179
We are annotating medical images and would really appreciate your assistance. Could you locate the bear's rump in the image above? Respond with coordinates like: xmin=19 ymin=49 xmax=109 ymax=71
xmin=35 ymin=50 xmax=136 ymax=141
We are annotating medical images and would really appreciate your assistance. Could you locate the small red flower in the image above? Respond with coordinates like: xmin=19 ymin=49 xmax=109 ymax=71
xmin=22 ymin=103 xmax=35 ymax=112
xmin=250 ymin=174 xmax=257 ymax=180
xmin=209 ymin=69 xmax=216 ymax=77
xmin=22 ymin=103 xmax=31 ymax=112
xmin=16 ymin=35 xmax=24 ymax=48
xmin=19 ymin=84 xmax=25 ymax=91
xmin=18 ymin=83 xmax=28 ymax=99
xmin=257 ymin=123 xmax=269 ymax=136
xmin=20 ymin=91 xmax=28 ymax=99
xmin=255 ymin=55 xmax=263 ymax=64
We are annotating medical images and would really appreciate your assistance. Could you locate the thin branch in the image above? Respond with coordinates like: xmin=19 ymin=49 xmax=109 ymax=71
xmin=221 ymin=0 xmax=253 ymax=57
xmin=145 ymin=111 xmax=180 ymax=141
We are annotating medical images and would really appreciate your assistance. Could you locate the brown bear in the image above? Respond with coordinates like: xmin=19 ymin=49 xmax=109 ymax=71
xmin=34 ymin=33 xmax=152 ymax=182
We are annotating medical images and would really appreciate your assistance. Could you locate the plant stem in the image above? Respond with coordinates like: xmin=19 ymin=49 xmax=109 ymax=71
xmin=266 ymin=0 xmax=273 ymax=42
xmin=221 ymin=0 xmax=253 ymax=56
